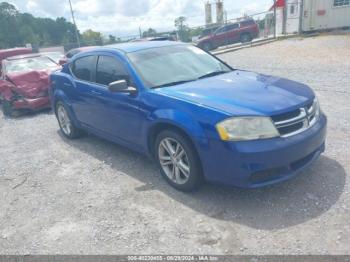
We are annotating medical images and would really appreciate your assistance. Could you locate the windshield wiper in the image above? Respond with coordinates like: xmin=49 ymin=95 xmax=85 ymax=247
xmin=151 ymin=79 xmax=196 ymax=89
xmin=198 ymin=70 xmax=230 ymax=79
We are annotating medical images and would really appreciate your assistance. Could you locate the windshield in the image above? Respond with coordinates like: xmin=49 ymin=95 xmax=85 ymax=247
xmin=127 ymin=45 xmax=231 ymax=88
xmin=4 ymin=56 xmax=58 ymax=74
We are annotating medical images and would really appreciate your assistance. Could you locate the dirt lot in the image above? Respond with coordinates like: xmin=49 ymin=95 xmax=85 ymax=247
xmin=0 ymin=34 xmax=349 ymax=255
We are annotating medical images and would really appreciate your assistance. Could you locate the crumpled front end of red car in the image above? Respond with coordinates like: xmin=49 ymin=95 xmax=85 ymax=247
xmin=0 ymin=70 xmax=51 ymax=111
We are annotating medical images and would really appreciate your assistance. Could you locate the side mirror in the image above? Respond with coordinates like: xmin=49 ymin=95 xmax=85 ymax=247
xmin=108 ymin=80 xmax=137 ymax=95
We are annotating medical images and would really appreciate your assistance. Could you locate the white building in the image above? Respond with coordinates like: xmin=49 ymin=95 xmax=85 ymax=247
xmin=270 ymin=0 xmax=350 ymax=34
xmin=302 ymin=0 xmax=350 ymax=31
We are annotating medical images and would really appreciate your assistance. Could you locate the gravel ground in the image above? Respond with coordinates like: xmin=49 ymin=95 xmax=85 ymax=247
xmin=0 ymin=34 xmax=349 ymax=255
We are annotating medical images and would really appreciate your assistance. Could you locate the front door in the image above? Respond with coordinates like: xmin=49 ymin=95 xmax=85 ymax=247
xmin=89 ymin=54 xmax=143 ymax=145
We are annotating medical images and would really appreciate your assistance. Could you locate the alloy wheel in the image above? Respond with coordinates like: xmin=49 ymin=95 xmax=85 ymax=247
xmin=158 ymin=138 xmax=191 ymax=185
xmin=57 ymin=104 xmax=72 ymax=136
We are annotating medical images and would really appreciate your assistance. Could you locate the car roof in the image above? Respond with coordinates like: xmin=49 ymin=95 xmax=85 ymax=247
xmin=40 ymin=51 xmax=64 ymax=54
xmin=5 ymin=53 xmax=43 ymax=61
xmin=0 ymin=48 xmax=32 ymax=60
xmin=104 ymin=41 xmax=183 ymax=53
xmin=68 ymin=46 xmax=98 ymax=53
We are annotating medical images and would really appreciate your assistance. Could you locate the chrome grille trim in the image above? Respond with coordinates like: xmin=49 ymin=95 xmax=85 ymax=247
xmin=272 ymin=100 xmax=319 ymax=138
xmin=274 ymin=109 xmax=306 ymax=126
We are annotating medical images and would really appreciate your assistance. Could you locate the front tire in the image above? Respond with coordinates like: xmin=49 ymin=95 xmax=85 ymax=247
xmin=155 ymin=130 xmax=203 ymax=192
xmin=202 ymin=42 xmax=213 ymax=52
xmin=56 ymin=101 xmax=82 ymax=139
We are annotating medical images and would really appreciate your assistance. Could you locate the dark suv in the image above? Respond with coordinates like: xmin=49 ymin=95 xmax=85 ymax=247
xmin=197 ymin=19 xmax=259 ymax=51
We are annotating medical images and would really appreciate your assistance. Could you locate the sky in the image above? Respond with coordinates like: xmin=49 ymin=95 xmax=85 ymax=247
xmin=7 ymin=0 xmax=273 ymax=38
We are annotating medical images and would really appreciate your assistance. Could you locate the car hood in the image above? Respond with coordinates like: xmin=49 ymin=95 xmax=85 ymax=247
xmin=6 ymin=70 xmax=51 ymax=99
xmin=154 ymin=70 xmax=315 ymax=116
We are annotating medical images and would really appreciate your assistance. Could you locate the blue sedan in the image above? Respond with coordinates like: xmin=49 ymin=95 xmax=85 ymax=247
xmin=50 ymin=41 xmax=327 ymax=191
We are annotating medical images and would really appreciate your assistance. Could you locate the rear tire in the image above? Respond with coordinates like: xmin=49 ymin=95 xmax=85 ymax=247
xmin=2 ymin=100 xmax=13 ymax=117
xmin=155 ymin=130 xmax=203 ymax=192
xmin=55 ymin=101 xmax=82 ymax=139
xmin=202 ymin=42 xmax=213 ymax=52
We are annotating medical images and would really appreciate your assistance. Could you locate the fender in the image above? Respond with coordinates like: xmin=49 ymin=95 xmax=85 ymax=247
xmin=0 ymin=80 xmax=14 ymax=101
xmin=145 ymin=108 xmax=210 ymax=155
xmin=52 ymin=88 xmax=82 ymax=129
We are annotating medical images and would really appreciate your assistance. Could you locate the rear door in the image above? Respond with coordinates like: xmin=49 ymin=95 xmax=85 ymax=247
xmin=68 ymin=55 xmax=101 ymax=126
xmin=213 ymin=26 xmax=228 ymax=47
xmin=225 ymin=23 xmax=240 ymax=43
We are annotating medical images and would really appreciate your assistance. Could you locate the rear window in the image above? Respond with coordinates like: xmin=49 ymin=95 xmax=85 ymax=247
xmin=71 ymin=56 xmax=96 ymax=82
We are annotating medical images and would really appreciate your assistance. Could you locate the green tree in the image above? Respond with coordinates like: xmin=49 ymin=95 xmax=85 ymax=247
xmin=19 ymin=25 xmax=40 ymax=45
xmin=108 ymin=34 xmax=117 ymax=44
xmin=0 ymin=2 xmax=21 ymax=48
xmin=174 ymin=16 xmax=191 ymax=42
xmin=81 ymin=29 xmax=103 ymax=46
xmin=0 ymin=2 xmax=83 ymax=49
xmin=142 ymin=28 xmax=157 ymax=38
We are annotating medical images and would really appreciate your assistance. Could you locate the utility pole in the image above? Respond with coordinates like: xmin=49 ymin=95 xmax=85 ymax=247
xmin=299 ymin=0 xmax=304 ymax=35
xmin=273 ymin=0 xmax=277 ymax=39
xmin=68 ymin=0 xmax=80 ymax=47
xmin=179 ymin=18 xmax=184 ymax=42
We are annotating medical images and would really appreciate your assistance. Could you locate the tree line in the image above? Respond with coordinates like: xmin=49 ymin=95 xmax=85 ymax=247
xmin=0 ymin=1 xmax=211 ymax=51
xmin=0 ymin=2 xmax=121 ymax=50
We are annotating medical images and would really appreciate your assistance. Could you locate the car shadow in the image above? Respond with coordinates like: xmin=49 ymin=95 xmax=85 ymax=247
xmin=59 ymin=131 xmax=347 ymax=230
xmin=0 ymin=107 xmax=52 ymax=119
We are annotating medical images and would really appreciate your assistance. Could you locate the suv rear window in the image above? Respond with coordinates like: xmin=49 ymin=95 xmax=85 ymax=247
xmin=240 ymin=20 xmax=255 ymax=27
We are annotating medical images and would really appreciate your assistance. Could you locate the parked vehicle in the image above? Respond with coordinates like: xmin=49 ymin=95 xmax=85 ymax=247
xmin=0 ymin=53 xmax=60 ymax=116
xmin=59 ymin=46 xmax=98 ymax=65
xmin=0 ymin=47 xmax=32 ymax=75
xmin=132 ymin=36 xmax=176 ymax=42
xmin=197 ymin=19 xmax=260 ymax=51
xmin=50 ymin=41 xmax=327 ymax=191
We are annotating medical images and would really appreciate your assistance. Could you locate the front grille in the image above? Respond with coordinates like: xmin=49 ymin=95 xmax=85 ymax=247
xmin=272 ymin=101 xmax=318 ymax=137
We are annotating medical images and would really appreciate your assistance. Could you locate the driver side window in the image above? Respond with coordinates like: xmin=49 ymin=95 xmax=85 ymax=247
xmin=96 ymin=56 xmax=131 ymax=86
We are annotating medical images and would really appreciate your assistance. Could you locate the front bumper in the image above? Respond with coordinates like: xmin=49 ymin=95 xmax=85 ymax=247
xmin=198 ymin=113 xmax=327 ymax=188
xmin=12 ymin=96 xmax=50 ymax=110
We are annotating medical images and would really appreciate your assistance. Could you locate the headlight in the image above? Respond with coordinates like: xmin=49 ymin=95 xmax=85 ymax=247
xmin=216 ymin=117 xmax=280 ymax=141
xmin=313 ymin=97 xmax=320 ymax=119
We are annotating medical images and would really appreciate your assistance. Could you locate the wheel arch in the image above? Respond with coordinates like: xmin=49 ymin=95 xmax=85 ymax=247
xmin=147 ymin=122 xmax=196 ymax=156
xmin=147 ymin=121 xmax=206 ymax=180
xmin=53 ymin=89 xmax=81 ymax=128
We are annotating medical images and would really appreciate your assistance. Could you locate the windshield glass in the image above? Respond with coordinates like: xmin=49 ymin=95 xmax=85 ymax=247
xmin=4 ymin=56 xmax=58 ymax=74
xmin=127 ymin=45 xmax=231 ymax=88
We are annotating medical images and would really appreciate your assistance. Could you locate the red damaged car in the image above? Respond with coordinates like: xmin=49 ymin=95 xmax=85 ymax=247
xmin=0 ymin=53 xmax=60 ymax=116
